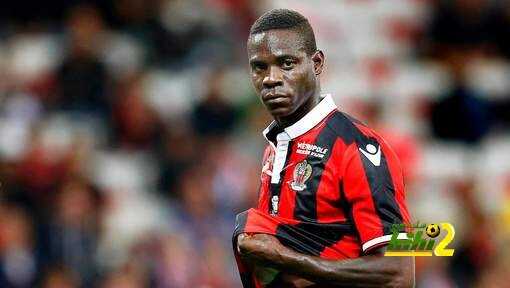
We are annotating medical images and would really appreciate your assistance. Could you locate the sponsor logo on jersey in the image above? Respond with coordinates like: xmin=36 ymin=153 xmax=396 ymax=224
xmin=296 ymin=142 xmax=328 ymax=158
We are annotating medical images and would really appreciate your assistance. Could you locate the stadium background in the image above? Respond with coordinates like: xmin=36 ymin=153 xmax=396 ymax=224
xmin=0 ymin=0 xmax=509 ymax=287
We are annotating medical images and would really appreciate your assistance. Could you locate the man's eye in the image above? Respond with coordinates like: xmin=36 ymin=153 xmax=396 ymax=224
xmin=252 ymin=63 xmax=267 ymax=71
xmin=282 ymin=60 xmax=295 ymax=69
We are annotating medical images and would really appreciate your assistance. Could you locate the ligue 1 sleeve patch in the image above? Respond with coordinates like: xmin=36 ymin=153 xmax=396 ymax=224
xmin=290 ymin=160 xmax=312 ymax=191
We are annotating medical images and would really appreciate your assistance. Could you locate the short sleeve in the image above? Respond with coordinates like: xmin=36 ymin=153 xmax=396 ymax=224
xmin=342 ymin=139 xmax=410 ymax=253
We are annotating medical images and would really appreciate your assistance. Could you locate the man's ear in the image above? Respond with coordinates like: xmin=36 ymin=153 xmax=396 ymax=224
xmin=312 ymin=50 xmax=325 ymax=75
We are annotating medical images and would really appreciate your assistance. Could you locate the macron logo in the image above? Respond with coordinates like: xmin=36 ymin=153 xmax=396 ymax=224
xmin=359 ymin=144 xmax=381 ymax=166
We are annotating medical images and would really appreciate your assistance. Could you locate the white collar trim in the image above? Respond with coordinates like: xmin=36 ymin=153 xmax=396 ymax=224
xmin=263 ymin=94 xmax=337 ymax=142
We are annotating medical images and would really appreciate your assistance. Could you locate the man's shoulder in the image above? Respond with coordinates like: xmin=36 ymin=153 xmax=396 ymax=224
xmin=324 ymin=110 xmax=393 ymax=154
xmin=323 ymin=110 xmax=372 ymax=143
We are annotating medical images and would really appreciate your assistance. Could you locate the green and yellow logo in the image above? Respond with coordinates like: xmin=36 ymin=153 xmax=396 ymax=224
xmin=384 ymin=222 xmax=455 ymax=257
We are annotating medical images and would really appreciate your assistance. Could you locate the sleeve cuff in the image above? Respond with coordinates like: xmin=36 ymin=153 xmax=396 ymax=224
xmin=362 ymin=233 xmax=408 ymax=252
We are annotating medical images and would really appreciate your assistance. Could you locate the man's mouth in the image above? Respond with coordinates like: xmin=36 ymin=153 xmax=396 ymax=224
xmin=263 ymin=91 xmax=290 ymax=105
xmin=262 ymin=92 xmax=288 ymax=100
xmin=265 ymin=96 xmax=288 ymax=105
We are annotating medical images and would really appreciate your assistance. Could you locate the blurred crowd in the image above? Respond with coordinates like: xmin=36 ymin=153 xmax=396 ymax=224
xmin=0 ymin=0 xmax=509 ymax=287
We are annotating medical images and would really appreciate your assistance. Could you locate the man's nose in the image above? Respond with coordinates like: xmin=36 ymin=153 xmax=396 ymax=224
xmin=262 ymin=66 xmax=283 ymax=89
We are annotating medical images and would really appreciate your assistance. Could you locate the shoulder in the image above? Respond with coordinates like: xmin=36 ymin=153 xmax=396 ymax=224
xmin=325 ymin=110 xmax=396 ymax=159
xmin=324 ymin=110 xmax=378 ymax=144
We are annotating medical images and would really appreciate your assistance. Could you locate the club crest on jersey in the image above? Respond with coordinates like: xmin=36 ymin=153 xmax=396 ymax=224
xmin=290 ymin=160 xmax=312 ymax=191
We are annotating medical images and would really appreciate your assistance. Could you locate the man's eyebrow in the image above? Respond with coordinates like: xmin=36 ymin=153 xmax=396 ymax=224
xmin=275 ymin=54 xmax=298 ymax=60
xmin=248 ymin=53 xmax=299 ymax=65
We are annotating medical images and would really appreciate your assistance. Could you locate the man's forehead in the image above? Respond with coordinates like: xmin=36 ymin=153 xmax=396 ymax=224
xmin=248 ymin=29 xmax=306 ymax=56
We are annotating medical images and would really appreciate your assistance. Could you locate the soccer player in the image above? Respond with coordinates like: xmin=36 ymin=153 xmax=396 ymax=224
xmin=233 ymin=9 xmax=414 ymax=288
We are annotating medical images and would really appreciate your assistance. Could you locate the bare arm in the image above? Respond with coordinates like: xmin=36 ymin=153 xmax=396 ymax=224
xmin=237 ymin=233 xmax=415 ymax=288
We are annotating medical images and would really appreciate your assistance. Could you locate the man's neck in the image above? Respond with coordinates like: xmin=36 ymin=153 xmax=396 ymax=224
xmin=276 ymin=92 xmax=321 ymax=128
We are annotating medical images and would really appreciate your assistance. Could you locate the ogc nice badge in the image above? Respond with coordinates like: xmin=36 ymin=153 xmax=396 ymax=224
xmin=290 ymin=160 xmax=312 ymax=191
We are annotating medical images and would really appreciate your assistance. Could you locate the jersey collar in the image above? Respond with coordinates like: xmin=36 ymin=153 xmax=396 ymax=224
xmin=262 ymin=94 xmax=337 ymax=144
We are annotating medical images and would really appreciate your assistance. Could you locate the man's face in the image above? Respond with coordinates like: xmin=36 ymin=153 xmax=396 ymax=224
xmin=247 ymin=29 xmax=323 ymax=121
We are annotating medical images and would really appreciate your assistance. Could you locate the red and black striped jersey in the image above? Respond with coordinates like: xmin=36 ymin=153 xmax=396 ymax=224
xmin=233 ymin=95 xmax=411 ymax=287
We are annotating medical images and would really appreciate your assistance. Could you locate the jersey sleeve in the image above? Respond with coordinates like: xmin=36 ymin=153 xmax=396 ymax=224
xmin=341 ymin=138 xmax=410 ymax=253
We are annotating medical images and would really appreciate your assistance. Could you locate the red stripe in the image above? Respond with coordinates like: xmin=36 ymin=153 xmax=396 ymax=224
xmin=315 ymin=137 xmax=348 ymax=223
xmin=342 ymin=143 xmax=385 ymax=244
xmin=320 ymin=235 xmax=361 ymax=259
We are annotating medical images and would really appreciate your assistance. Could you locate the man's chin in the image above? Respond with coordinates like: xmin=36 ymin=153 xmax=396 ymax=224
xmin=269 ymin=107 xmax=294 ymax=119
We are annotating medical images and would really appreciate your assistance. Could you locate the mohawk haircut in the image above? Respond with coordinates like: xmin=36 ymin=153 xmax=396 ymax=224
xmin=249 ymin=9 xmax=317 ymax=55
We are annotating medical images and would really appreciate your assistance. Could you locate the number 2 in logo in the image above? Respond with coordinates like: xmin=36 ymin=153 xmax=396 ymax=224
xmin=434 ymin=223 xmax=455 ymax=256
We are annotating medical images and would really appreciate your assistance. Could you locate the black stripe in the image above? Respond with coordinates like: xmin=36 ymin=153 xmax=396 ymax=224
xmin=342 ymin=111 xmax=367 ymax=127
xmin=239 ymin=272 xmax=255 ymax=288
xmin=233 ymin=211 xmax=249 ymax=239
xmin=232 ymin=211 xmax=256 ymax=288
xmin=327 ymin=111 xmax=358 ymax=145
xmin=275 ymin=221 xmax=354 ymax=256
xmin=293 ymin=122 xmax=337 ymax=222
xmin=356 ymin=139 xmax=403 ymax=235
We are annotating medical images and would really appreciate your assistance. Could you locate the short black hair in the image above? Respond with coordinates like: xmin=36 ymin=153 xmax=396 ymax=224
xmin=249 ymin=9 xmax=317 ymax=55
